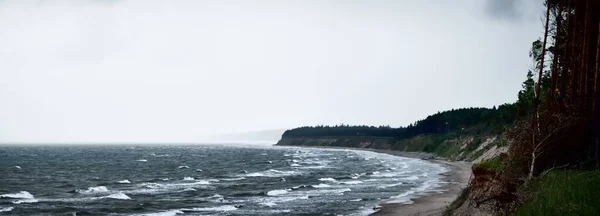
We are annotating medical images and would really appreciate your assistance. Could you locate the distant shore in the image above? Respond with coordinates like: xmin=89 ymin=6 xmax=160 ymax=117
xmin=275 ymin=145 xmax=473 ymax=216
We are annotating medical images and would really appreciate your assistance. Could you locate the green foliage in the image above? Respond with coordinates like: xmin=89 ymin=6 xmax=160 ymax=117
xmin=282 ymin=106 xmax=516 ymax=139
xmin=496 ymin=136 xmax=509 ymax=147
xmin=516 ymin=70 xmax=536 ymax=117
xmin=512 ymin=170 xmax=600 ymax=216
xmin=473 ymin=157 xmax=503 ymax=170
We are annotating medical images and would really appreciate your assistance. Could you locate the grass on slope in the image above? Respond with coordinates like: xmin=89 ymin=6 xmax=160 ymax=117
xmin=512 ymin=170 xmax=600 ymax=216
xmin=472 ymin=157 xmax=502 ymax=170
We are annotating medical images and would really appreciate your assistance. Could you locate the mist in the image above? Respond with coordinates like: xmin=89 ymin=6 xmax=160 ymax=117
xmin=0 ymin=0 xmax=543 ymax=143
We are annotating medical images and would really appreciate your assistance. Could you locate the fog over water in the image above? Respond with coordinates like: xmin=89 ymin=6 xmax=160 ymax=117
xmin=0 ymin=0 xmax=543 ymax=143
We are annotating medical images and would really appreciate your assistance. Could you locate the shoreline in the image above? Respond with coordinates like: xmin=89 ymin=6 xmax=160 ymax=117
xmin=276 ymin=145 xmax=473 ymax=216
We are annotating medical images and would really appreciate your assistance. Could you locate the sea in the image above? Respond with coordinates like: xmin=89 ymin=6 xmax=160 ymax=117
xmin=0 ymin=145 xmax=448 ymax=215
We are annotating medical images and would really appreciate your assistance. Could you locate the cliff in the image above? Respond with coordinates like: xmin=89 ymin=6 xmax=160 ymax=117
xmin=276 ymin=133 xmax=508 ymax=162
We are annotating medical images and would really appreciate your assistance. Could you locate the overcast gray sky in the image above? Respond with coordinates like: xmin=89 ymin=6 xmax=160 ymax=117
xmin=0 ymin=0 xmax=544 ymax=143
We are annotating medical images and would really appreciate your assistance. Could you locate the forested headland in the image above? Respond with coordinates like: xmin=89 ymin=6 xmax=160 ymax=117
xmin=278 ymin=0 xmax=600 ymax=215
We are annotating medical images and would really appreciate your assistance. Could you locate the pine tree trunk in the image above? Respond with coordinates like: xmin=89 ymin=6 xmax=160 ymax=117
xmin=550 ymin=6 xmax=563 ymax=106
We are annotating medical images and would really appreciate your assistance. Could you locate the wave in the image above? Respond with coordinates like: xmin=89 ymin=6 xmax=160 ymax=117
xmin=244 ymin=169 xmax=300 ymax=178
xmin=266 ymin=189 xmax=290 ymax=196
xmin=136 ymin=209 xmax=184 ymax=216
xmin=259 ymin=201 xmax=277 ymax=207
xmin=136 ymin=159 xmax=148 ymax=162
xmin=182 ymin=177 xmax=194 ymax=181
xmin=0 ymin=207 xmax=13 ymax=212
xmin=311 ymin=183 xmax=331 ymax=188
xmin=377 ymin=182 xmax=404 ymax=189
xmin=181 ymin=188 xmax=196 ymax=192
xmin=129 ymin=181 xmax=211 ymax=195
xmin=0 ymin=191 xmax=34 ymax=199
xmin=220 ymin=177 xmax=245 ymax=181
xmin=1 ymin=191 xmax=38 ymax=204
xmin=291 ymin=185 xmax=308 ymax=190
xmin=182 ymin=205 xmax=238 ymax=212
xmin=318 ymin=178 xmax=337 ymax=182
xmin=118 ymin=180 xmax=131 ymax=184
xmin=209 ymin=194 xmax=223 ymax=199
xmin=77 ymin=186 xmax=110 ymax=194
xmin=342 ymin=180 xmax=363 ymax=185
xmin=290 ymin=163 xmax=301 ymax=167
xmin=400 ymin=176 xmax=419 ymax=181
xmin=388 ymin=180 xmax=440 ymax=204
xmin=104 ymin=192 xmax=131 ymax=200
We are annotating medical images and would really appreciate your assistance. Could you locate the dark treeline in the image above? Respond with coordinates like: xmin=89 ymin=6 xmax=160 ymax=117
xmin=282 ymin=105 xmax=516 ymax=139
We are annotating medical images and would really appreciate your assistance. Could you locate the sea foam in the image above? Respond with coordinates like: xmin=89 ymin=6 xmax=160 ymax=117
xmin=77 ymin=186 xmax=110 ymax=194
xmin=0 ymin=191 xmax=34 ymax=199
xmin=266 ymin=189 xmax=290 ymax=196
xmin=0 ymin=207 xmax=13 ymax=212
xmin=104 ymin=192 xmax=131 ymax=200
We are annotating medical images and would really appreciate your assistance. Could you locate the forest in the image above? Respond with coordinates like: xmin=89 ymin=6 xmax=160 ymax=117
xmin=282 ymin=105 xmax=516 ymax=138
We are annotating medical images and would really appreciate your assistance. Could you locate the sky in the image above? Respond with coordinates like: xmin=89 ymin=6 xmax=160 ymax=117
xmin=0 ymin=0 xmax=544 ymax=143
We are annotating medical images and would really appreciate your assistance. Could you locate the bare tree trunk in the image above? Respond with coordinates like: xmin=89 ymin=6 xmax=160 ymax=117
xmin=551 ymin=6 xmax=563 ymax=106
xmin=560 ymin=1 xmax=573 ymax=110
xmin=594 ymin=21 xmax=600 ymax=159
xmin=530 ymin=2 xmax=551 ymax=180
xmin=529 ymin=151 xmax=537 ymax=179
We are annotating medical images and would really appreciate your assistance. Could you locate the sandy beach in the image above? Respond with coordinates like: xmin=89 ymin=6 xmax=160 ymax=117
xmin=372 ymin=151 xmax=472 ymax=216
xmin=282 ymin=146 xmax=473 ymax=216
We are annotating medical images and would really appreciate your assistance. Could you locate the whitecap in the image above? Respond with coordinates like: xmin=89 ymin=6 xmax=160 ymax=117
xmin=290 ymin=163 xmax=301 ymax=167
xmin=377 ymin=182 xmax=403 ymax=189
xmin=342 ymin=180 xmax=363 ymax=185
xmin=183 ymin=177 xmax=194 ymax=181
xmin=118 ymin=180 xmax=131 ymax=184
xmin=12 ymin=199 xmax=38 ymax=204
xmin=177 ymin=166 xmax=189 ymax=169
xmin=183 ymin=205 xmax=238 ymax=212
xmin=104 ymin=192 xmax=131 ymax=200
xmin=312 ymin=183 xmax=331 ymax=188
xmin=267 ymin=161 xmax=273 ymax=164
xmin=181 ymin=188 xmax=196 ymax=192
xmin=13 ymin=166 xmax=21 ymax=169
xmin=244 ymin=169 xmax=299 ymax=178
xmin=136 ymin=159 xmax=148 ymax=162
xmin=209 ymin=194 xmax=223 ymax=199
xmin=195 ymin=169 xmax=203 ymax=172
xmin=0 ymin=207 xmax=13 ymax=212
xmin=136 ymin=209 xmax=184 ymax=216
xmin=259 ymin=202 xmax=277 ymax=207
xmin=77 ymin=186 xmax=110 ymax=194
xmin=141 ymin=183 xmax=163 ymax=189
xmin=266 ymin=189 xmax=290 ymax=196
xmin=246 ymin=172 xmax=265 ymax=177
xmin=220 ymin=177 xmax=245 ymax=181
xmin=0 ymin=191 xmax=34 ymax=199
xmin=350 ymin=198 xmax=362 ymax=202
xmin=401 ymin=176 xmax=419 ymax=181
xmin=318 ymin=178 xmax=337 ymax=182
